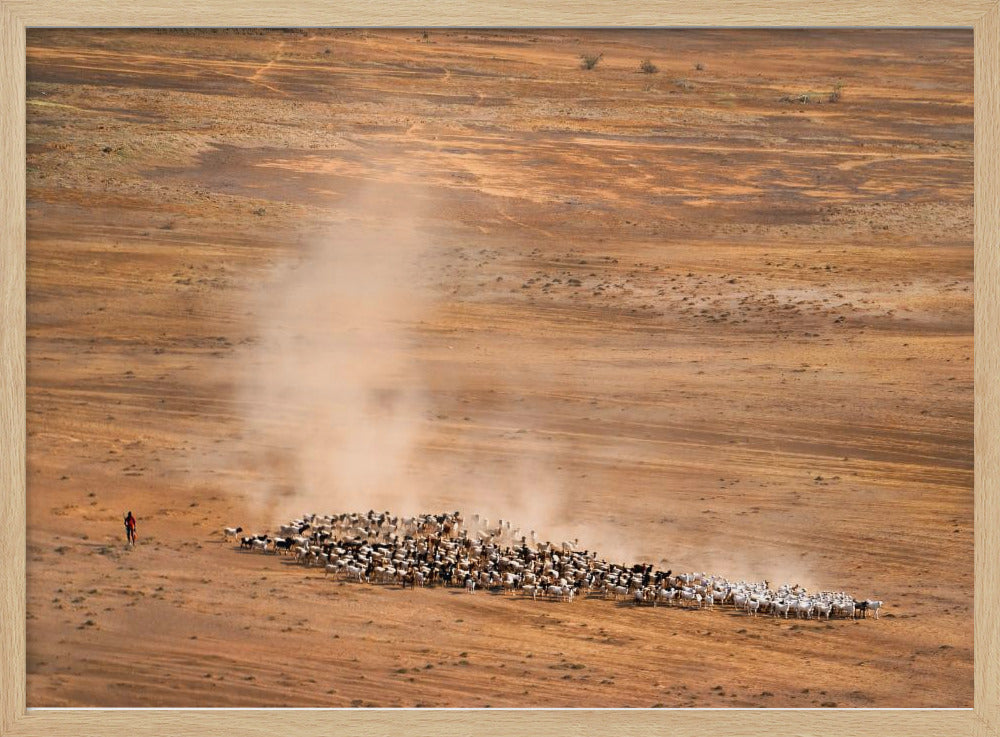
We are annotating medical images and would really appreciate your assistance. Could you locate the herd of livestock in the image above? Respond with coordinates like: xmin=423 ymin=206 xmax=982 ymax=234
xmin=225 ymin=510 xmax=884 ymax=620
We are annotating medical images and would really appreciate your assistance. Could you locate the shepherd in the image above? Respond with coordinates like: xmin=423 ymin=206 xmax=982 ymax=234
xmin=124 ymin=511 xmax=137 ymax=545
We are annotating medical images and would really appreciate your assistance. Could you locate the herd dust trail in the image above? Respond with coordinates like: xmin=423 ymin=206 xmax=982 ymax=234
xmin=224 ymin=188 xmax=435 ymax=523
xmin=211 ymin=184 xmax=592 ymax=556
xmin=206 ymin=184 xmax=820 ymax=591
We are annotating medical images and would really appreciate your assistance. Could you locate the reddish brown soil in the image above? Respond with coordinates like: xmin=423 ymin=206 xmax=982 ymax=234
xmin=24 ymin=29 xmax=972 ymax=708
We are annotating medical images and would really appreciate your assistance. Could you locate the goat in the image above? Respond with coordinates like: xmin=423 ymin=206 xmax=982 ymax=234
xmin=657 ymin=587 xmax=677 ymax=606
xmin=226 ymin=509 xmax=887 ymax=628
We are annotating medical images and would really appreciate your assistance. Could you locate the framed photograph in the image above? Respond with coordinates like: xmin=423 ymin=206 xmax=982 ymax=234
xmin=1 ymin=1 xmax=997 ymax=736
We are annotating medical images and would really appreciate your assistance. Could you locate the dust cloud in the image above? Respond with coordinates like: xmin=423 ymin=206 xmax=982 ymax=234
xmin=225 ymin=187 xmax=436 ymax=522
xmin=216 ymin=184 xmax=800 ymax=580
xmin=214 ymin=184 xmax=580 ymax=552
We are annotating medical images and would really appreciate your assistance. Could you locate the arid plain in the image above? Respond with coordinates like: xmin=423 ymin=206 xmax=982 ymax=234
xmin=24 ymin=29 xmax=972 ymax=707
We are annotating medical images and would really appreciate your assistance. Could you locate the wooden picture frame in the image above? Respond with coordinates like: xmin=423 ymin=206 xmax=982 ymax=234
xmin=1 ymin=2 xmax=996 ymax=735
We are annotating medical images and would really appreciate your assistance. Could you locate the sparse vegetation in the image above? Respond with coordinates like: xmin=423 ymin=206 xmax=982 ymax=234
xmin=780 ymin=92 xmax=816 ymax=104
xmin=673 ymin=78 xmax=695 ymax=90
xmin=780 ymin=83 xmax=844 ymax=105
xmin=638 ymin=59 xmax=658 ymax=74
xmin=580 ymin=52 xmax=603 ymax=70
xmin=695 ymin=62 xmax=705 ymax=71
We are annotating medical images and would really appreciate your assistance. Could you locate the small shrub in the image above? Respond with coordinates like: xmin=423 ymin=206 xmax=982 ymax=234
xmin=639 ymin=59 xmax=658 ymax=74
xmin=673 ymin=78 xmax=695 ymax=90
xmin=829 ymin=82 xmax=843 ymax=102
xmin=580 ymin=52 xmax=603 ymax=70
xmin=695 ymin=62 xmax=705 ymax=71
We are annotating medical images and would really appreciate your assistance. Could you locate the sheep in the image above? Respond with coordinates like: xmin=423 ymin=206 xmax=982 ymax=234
xmin=223 ymin=526 xmax=243 ymax=541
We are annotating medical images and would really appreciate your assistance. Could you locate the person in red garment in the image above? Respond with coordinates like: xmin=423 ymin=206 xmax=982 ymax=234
xmin=123 ymin=511 xmax=137 ymax=545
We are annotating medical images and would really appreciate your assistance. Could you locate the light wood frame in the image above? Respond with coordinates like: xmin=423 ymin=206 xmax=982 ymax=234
xmin=1 ymin=2 xmax=996 ymax=735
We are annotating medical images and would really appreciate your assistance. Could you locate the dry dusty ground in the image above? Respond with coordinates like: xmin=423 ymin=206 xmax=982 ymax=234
xmin=24 ymin=29 xmax=972 ymax=708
